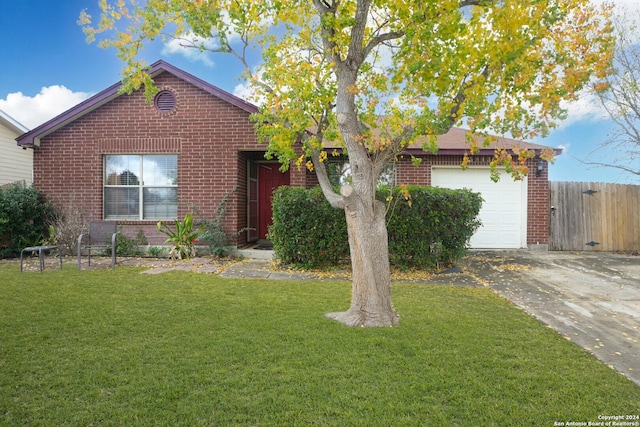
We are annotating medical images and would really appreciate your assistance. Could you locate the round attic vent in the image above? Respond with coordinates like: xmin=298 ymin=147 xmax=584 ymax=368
xmin=154 ymin=90 xmax=176 ymax=113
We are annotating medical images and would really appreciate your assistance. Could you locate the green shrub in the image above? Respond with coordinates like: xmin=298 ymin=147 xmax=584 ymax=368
xmin=114 ymin=228 xmax=147 ymax=257
xmin=269 ymin=185 xmax=482 ymax=269
xmin=0 ymin=184 xmax=56 ymax=258
xmin=147 ymin=246 xmax=164 ymax=257
xmin=386 ymin=186 xmax=482 ymax=269
xmin=269 ymin=186 xmax=349 ymax=268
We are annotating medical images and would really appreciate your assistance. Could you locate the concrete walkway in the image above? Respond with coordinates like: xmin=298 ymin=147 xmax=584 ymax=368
xmin=131 ymin=256 xmax=483 ymax=285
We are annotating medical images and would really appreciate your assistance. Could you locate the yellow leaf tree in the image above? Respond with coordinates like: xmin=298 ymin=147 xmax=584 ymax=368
xmin=81 ymin=0 xmax=614 ymax=327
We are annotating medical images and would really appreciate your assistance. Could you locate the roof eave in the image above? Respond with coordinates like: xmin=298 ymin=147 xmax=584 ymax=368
xmin=0 ymin=109 xmax=29 ymax=135
xmin=404 ymin=147 xmax=563 ymax=157
xmin=148 ymin=60 xmax=258 ymax=114
xmin=16 ymin=81 xmax=122 ymax=148
xmin=16 ymin=60 xmax=259 ymax=148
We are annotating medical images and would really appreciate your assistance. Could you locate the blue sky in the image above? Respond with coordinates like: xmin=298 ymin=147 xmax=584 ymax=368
xmin=1 ymin=0 xmax=638 ymax=185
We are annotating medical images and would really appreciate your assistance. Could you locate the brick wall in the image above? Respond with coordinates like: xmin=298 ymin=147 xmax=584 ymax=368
xmin=34 ymin=69 xmax=550 ymax=249
xmin=33 ymin=72 xmax=266 ymax=246
xmin=525 ymin=158 xmax=550 ymax=245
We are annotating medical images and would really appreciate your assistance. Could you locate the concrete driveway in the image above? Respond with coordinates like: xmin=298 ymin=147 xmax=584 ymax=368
xmin=462 ymin=250 xmax=640 ymax=387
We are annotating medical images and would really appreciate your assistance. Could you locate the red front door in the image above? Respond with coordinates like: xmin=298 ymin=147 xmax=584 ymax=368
xmin=258 ymin=164 xmax=290 ymax=239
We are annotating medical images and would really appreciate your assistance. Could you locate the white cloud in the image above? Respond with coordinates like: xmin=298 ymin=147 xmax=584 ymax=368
xmin=0 ymin=86 xmax=92 ymax=129
xmin=557 ymin=90 xmax=610 ymax=129
xmin=161 ymin=33 xmax=219 ymax=67
xmin=555 ymin=143 xmax=570 ymax=154
xmin=232 ymin=82 xmax=256 ymax=103
xmin=233 ymin=66 xmax=268 ymax=106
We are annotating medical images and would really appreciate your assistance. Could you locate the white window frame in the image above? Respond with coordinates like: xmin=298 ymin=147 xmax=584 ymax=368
xmin=103 ymin=154 xmax=178 ymax=220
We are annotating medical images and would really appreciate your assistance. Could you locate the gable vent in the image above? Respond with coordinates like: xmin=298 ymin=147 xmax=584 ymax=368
xmin=154 ymin=90 xmax=176 ymax=113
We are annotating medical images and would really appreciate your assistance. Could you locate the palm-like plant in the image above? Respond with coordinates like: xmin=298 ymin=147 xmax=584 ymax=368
xmin=157 ymin=213 xmax=202 ymax=260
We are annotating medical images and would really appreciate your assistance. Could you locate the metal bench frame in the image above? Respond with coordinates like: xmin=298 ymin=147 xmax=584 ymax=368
xmin=20 ymin=245 xmax=62 ymax=272
xmin=77 ymin=221 xmax=118 ymax=270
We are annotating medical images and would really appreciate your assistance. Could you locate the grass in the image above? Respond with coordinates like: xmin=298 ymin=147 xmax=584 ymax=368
xmin=1 ymin=262 xmax=639 ymax=426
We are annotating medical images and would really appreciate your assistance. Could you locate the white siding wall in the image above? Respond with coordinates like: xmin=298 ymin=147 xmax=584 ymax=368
xmin=0 ymin=123 xmax=32 ymax=186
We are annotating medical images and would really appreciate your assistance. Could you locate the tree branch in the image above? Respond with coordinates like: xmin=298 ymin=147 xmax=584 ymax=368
xmin=587 ymin=12 xmax=640 ymax=179
xmin=373 ymin=125 xmax=415 ymax=174
xmin=442 ymin=64 xmax=491 ymax=133
xmin=312 ymin=0 xmax=343 ymax=68
xmin=345 ymin=0 xmax=371 ymax=70
xmin=459 ymin=0 xmax=496 ymax=7
xmin=308 ymin=139 xmax=346 ymax=209
xmin=369 ymin=62 xmax=493 ymax=171
xmin=578 ymin=159 xmax=640 ymax=176
xmin=162 ymin=28 xmax=275 ymax=96
xmin=362 ymin=31 xmax=403 ymax=59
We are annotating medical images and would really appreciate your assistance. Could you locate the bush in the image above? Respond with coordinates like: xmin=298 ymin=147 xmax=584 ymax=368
xmin=48 ymin=194 xmax=85 ymax=256
xmin=269 ymin=186 xmax=349 ymax=268
xmin=386 ymin=186 xmax=482 ymax=269
xmin=147 ymin=246 xmax=165 ymax=257
xmin=269 ymin=185 xmax=482 ymax=269
xmin=114 ymin=228 xmax=147 ymax=257
xmin=0 ymin=183 xmax=56 ymax=257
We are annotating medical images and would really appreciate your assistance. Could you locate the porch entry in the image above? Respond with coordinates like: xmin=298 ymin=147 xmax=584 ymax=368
xmin=248 ymin=161 xmax=290 ymax=241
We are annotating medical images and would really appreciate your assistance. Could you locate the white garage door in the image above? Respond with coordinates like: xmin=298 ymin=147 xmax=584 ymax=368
xmin=431 ymin=167 xmax=527 ymax=249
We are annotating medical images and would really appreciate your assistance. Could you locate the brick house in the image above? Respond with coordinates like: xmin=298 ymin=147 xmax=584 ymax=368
xmin=16 ymin=60 xmax=559 ymax=250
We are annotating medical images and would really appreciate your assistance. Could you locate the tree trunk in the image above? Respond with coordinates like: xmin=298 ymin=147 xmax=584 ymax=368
xmin=325 ymin=187 xmax=399 ymax=327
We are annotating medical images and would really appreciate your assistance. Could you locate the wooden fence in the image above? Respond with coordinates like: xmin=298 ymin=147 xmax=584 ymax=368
xmin=549 ymin=181 xmax=640 ymax=252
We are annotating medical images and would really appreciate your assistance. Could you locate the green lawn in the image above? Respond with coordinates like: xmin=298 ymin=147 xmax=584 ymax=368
xmin=1 ymin=263 xmax=639 ymax=426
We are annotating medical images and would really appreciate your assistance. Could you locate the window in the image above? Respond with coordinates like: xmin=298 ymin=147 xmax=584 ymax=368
xmin=104 ymin=154 xmax=178 ymax=220
xmin=328 ymin=161 xmax=396 ymax=189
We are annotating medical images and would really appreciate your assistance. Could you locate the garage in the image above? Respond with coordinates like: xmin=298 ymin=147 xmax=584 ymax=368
xmin=431 ymin=166 xmax=527 ymax=249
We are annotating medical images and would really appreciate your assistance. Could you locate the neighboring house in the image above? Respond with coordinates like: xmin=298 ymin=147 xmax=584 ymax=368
xmin=17 ymin=60 xmax=558 ymax=250
xmin=0 ymin=109 xmax=31 ymax=187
